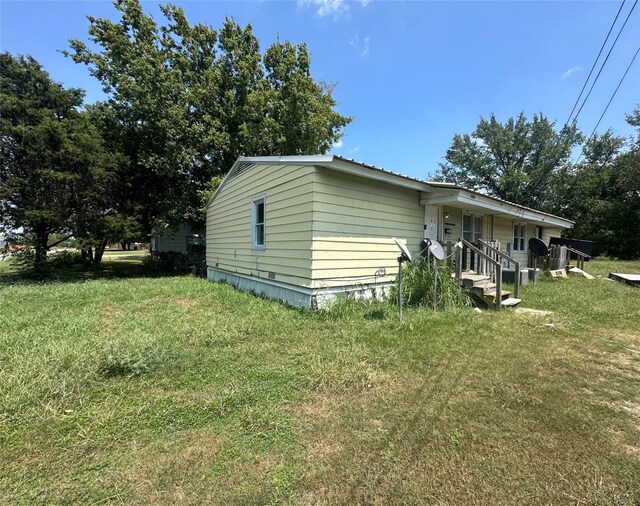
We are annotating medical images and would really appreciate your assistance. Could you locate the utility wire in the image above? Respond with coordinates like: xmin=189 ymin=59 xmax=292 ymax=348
xmin=571 ymin=0 xmax=638 ymax=126
xmin=565 ymin=0 xmax=626 ymax=126
xmin=575 ymin=45 xmax=640 ymax=164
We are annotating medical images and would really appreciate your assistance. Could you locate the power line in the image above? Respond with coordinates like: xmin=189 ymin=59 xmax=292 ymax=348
xmin=565 ymin=0 xmax=626 ymax=126
xmin=575 ymin=45 xmax=640 ymax=164
xmin=571 ymin=0 xmax=638 ymax=126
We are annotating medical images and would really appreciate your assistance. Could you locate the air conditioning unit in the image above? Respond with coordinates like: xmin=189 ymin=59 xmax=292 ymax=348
xmin=502 ymin=268 xmax=530 ymax=285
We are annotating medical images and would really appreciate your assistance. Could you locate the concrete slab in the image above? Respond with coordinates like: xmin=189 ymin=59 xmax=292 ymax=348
xmin=514 ymin=308 xmax=554 ymax=316
xmin=609 ymin=273 xmax=640 ymax=287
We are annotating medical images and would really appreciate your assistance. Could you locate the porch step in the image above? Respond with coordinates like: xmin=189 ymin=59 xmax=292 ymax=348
xmin=461 ymin=275 xmax=490 ymax=288
xmin=461 ymin=270 xmax=522 ymax=309
xmin=473 ymin=282 xmax=496 ymax=291
xmin=482 ymin=289 xmax=512 ymax=303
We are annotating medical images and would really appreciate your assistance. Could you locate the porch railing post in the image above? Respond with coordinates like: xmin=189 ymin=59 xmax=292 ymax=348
xmin=496 ymin=264 xmax=502 ymax=310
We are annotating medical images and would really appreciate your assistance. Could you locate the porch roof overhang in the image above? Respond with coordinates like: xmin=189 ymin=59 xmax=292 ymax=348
xmin=420 ymin=188 xmax=574 ymax=229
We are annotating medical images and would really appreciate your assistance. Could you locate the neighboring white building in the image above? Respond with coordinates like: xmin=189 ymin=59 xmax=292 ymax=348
xmin=206 ymin=155 xmax=573 ymax=308
xmin=151 ymin=223 xmax=205 ymax=254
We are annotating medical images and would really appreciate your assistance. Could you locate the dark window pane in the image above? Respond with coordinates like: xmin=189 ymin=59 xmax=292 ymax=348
xmin=256 ymin=225 xmax=264 ymax=245
xmin=256 ymin=201 xmax=264 ymax=223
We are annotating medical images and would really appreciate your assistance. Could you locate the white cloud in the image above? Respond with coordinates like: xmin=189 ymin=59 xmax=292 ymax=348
xmin=349 ymin=146 xmax=360 ymax=153
xmin=361 ymin=36 xmax=370 ymax=56
xmin=561 ymin=66 xmax=583 ymax=80
xmin=350 ymin=33 xmax=370 ymax=56
xmin=299 ymin=0 xmax=370 ymax=20
xmin=299 ymin=0 xmax=350 ymax=19
xmin=333 ymin=139 xmax=344 ymax=149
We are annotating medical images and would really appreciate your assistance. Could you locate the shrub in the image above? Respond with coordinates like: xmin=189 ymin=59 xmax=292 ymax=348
xmin=390 ymin=257 xmax=471 ymax=309
xmin=47 ymin=250 xmax=84 ymax=268
xmin=143 ymin=251 xmax=205 ymax=275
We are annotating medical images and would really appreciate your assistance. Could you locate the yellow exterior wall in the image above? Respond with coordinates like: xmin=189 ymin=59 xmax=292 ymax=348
xmin=206 ymin=164 xmax=315 ymax=287
xmin=310 ymin=169 xmax=424 ymax=288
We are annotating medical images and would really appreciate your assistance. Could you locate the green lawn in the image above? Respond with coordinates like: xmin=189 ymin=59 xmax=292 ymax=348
xmin=1 ymin=259 xmax=638 ymax=504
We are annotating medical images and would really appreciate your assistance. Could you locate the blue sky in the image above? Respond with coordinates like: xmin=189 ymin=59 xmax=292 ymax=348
xmin=1 ymin=0 xmax=639 ymax=179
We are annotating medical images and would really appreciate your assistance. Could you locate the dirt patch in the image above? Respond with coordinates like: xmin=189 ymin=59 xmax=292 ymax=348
xmin=101 ymin=305 xmax=121 ymax=338
xmin=173 ymin=297 xmax=196 ymax=308
xmin=126 ymin=427 xmax=227 ymax=504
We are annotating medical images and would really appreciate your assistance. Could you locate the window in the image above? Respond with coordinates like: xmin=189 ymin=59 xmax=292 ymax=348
xmin=463 ymin=214 xmax=483 ymax=243
xmin=252 ymin=197 xmax=265 ymax=249
xmin=186 ymin=235 xmax=204 ymax=253
xmin=462 ymin=214 xmax=472 ymax=242
xmin=513 ymin=223 xmax=526 ymax=251
xmin=473 ymin=216 xmax=483 ymax=243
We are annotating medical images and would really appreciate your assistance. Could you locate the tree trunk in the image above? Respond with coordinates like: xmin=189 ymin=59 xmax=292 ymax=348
xmin=93 ymin=239 xmax=108 ymax=267
xmin=82 ymin=247 xmax=94 ymax=265
xmin=33 ymin=225 xmax=49 ymax=273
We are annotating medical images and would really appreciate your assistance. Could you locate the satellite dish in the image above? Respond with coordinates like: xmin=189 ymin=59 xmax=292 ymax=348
xmin=529 ymin=237 xmax=549 ymax=257
xmin=393 ymin=237 xmax=412 ymax=262
xmin=428 ymin=240 xmax=445 ymax=261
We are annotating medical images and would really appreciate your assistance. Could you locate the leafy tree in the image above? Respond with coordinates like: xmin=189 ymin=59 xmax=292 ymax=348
xmin=66 ymin=0 xmax=351 ymax=230
xmin=0 ymin=53 xmax=119 ymax=270
xmin=437 ymin=113 xmax=582 ymax=212
xmin=556 ymin=131 xmax=625 ymax=253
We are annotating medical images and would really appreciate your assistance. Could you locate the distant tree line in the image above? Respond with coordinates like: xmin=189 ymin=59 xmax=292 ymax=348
xmin=0 ymin=0 xmax=351 ymax=272
xmin=437 ymin=110 xmax=640 ymax=259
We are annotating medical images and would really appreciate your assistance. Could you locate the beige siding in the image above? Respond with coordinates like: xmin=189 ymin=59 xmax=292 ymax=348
xmin=443 ymin=206 xmax=462 ymax=243
xmin=154 ymin=223 xmax=204 ymax=253
xmin=542 ymin=227 xmax=562 ymax=244
xmin=206 ymin=164 xmax=315 ymax=287
xmin=310 ymin=169 xmax=423 ymax=288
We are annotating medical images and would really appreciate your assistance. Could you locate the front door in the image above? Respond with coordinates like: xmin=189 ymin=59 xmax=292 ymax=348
xmin=424 ymin=205 xmax=440 ymax=241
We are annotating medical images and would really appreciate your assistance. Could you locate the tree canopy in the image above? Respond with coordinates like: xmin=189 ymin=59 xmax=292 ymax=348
xmin=437 ymin=109 xmax=640 ymax=258
xmin=66 ymin=0 xmax=351 ymax=228
xmin=436 ymin=113 xmax=582 ymax=213
xmin=0 ymin=53 xmax=121 ymax=269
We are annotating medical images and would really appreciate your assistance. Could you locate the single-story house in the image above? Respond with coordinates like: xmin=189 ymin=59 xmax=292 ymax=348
xmin=205 ymin=155 xmax=573 ymax=308
xmin=151 ymin=223 xmax=205 ymax=254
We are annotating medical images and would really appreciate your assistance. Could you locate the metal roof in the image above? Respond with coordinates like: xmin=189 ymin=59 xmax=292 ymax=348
xmin=210 ymin=155 xmax=574 ymax=226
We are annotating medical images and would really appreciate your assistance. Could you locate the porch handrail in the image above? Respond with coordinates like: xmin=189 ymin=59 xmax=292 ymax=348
xmin=565 ymin=246 xmax=591 ymax=259
xmin=478 ymin=239 xmax=520 ymax=299
xmin=456 ymin=237 xmax=503 ymax=309
xmin=565 ymin=246 xmax=590 ymax=270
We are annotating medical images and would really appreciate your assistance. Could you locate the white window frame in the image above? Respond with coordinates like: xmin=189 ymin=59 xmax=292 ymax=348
xmin=513 ymin=222 xmax=527 ymax=252
xmin=252 ymin=195 xmax=266 ymax=250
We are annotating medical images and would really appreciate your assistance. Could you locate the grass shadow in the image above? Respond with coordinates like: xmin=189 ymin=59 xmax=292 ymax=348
xmin=0 ymin=256 xmax=202 ymax=286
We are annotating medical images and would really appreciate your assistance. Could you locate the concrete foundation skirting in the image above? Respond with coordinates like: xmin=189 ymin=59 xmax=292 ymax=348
xmin=207 ymin=267 xmax=394 ymax=308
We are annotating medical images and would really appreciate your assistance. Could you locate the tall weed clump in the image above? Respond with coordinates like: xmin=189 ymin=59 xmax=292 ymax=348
xmin=391 ymin=257 xmax=471 ymax=309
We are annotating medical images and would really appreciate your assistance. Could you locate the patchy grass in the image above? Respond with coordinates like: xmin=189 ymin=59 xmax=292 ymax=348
xmin=0 ymin=259 xmax=638 ymax=504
